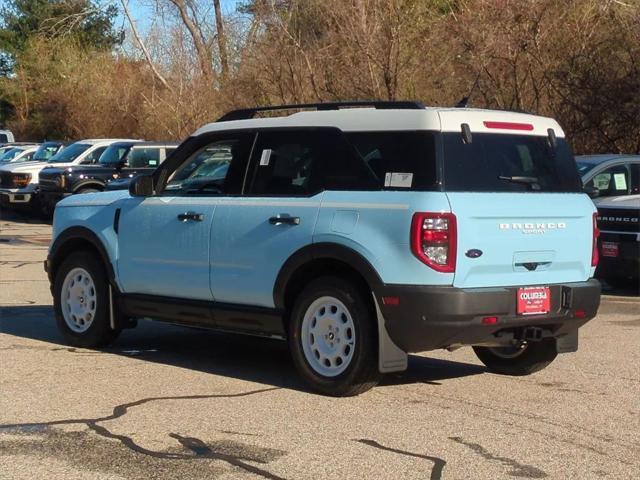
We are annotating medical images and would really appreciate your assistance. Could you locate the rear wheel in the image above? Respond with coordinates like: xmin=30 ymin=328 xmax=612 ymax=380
xmin=53 ymin=251 xmax=120 ymax=348
xmin=288 ymin=276 xmax=380 ymax=396
xmin=473 ymin=339 xmax=557 ymax=376
xmin=77 ymin=188 xmax=100 ymax=194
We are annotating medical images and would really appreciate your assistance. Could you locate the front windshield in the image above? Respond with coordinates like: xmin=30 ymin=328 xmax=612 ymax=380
xmin=48 ymin=143 xmax=91 ymax=163
xmin=0 ymin=148 xmax=24 ymax=162
xmin=33 ymin=143 xmax=60 ymax=161
xmin=99 ymin=144 xmax=132 ymax=165
xmin=576 ymin=161 xmax=598 ymax=177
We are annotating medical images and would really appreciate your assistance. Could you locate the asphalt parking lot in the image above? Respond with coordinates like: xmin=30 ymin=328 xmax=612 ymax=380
xmin=1 ymin=210 xmax=638 ymax=480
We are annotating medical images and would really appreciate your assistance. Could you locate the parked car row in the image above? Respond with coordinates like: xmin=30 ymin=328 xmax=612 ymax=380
xmin=0 ymin=138 xmax=177 ymax=215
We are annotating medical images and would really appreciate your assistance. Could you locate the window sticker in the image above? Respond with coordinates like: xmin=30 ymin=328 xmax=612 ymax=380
xmin=613 ymin=173 xmax=627 ymax=190
xmin=259 ymin=149 xmax=272 ymax=166
xmin=148 ymin=160 xmax=157 ymax=166
xmin=384 ymin=172 xmax=413 ymax=188
xmin=593 ymin=173 xmax=610 ymax=190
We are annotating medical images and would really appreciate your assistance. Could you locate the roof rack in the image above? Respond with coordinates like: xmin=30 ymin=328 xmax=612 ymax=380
xmin=216 ymin=100 xmax=425 ymax=122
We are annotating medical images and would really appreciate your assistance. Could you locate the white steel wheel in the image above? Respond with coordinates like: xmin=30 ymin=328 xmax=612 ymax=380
xmin=60 ymin=267 xmax=98 ymax=333
xmin=301 ymin=296 xmax=356 ymax=377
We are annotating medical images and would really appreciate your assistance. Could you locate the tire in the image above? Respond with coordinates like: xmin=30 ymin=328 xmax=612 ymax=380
xmin=77 ymin=188 xmax=100 ymax=194
xmin=473 ymin=338 xmax=558 ymax=376
xmin=288 ymin=276 xmax=380 ymax=396
xmin=53 ymin=251 xmax=120 ymax=348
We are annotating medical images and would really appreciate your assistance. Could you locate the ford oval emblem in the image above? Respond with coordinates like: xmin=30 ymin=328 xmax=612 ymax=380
xmin=465 ymin=249 xmax=483 ymax=258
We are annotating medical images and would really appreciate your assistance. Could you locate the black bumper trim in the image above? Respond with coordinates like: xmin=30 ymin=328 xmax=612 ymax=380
xmin=378 ymin=279 xmax=601 ymax=353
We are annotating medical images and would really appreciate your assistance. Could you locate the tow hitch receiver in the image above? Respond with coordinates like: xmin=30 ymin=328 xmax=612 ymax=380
xmin=521 ymin=326 xmax=548 ymax=342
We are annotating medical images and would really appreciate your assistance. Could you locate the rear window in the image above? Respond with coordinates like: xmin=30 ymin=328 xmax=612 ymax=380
xmin=127 ymin=147 xmax=161 ymax=168
xmin=443 ymin=133 xmax=582 ymax=193
xmin=345 ymin=131 xmax=437 ymax=191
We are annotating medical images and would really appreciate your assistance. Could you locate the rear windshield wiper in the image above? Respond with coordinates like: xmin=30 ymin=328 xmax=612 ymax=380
xmin=497 ymin=176 xmax=541 ymax=190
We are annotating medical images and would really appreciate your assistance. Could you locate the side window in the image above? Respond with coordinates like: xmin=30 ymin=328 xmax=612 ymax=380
xmin=127 ymin=148 xmax=161 ymax=168
xmin=164 ymin=134 xmax=252 ymax=196
xmin=247 ymin=129 xmax=372 ymax=196
xmin=347 ymin=131 xmax=437 ymax=191
xmin=587 ymin=164 xmax=630 ymax=197
xmin=83 ymin=146 xmax=107 ymax=164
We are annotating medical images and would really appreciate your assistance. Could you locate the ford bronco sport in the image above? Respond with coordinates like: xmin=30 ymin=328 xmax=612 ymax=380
xmin=46 ymin=101 xmax=601 ymax=396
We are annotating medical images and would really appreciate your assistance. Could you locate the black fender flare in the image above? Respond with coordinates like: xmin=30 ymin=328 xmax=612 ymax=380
xmin=47 ymin=226 xmax=116 ymax=287
xmin=272 ymin=242 xmax=384 ymax=309
xmin=73 ymin=181 xmax=105 ymax=193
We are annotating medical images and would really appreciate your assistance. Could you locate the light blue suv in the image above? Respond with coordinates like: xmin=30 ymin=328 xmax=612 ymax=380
xmin=46 ymin=101 xmax=601 ymax=396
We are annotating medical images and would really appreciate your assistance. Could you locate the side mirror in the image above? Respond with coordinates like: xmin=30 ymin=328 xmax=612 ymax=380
xmin=129 ymin=175 xmax=154 ymax=197
xmin=583 ymin=185 xmax=600 ymax=199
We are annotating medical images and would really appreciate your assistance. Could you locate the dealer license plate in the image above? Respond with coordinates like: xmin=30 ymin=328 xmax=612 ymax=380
xmin=517 ymin=286 xmax=551 ymax=315
xmin=601 ymin=241 xmax=619 ymax=258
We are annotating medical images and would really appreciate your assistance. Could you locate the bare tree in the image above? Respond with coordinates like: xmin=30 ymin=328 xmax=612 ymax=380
xmin=167 ymin=0 xmax=214 ymax=79
xmin=213 ymin=0 xmax=228 ymax=78
xmin=120 ymin=0 xmax=173 ymax=91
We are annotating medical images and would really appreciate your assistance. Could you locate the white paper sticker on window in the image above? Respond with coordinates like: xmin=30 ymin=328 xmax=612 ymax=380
xmin=148 ymin=160 xmax=157 ymax=166
xmin=613 ymin=173 xmax=627 ymax=190
xmin=260 ymin=149 xmax=272 ymax=166
xmin=384 ymin=172 xmax=413 ymax=188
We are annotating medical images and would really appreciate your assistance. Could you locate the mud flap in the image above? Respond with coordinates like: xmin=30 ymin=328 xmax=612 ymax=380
xmin=372 ymin=294 xmax=408 ymax=373
xmin=109 ymin=285 xmax=137 ymax=330
xmin=555 ymin=329 xmax=578 ymax=353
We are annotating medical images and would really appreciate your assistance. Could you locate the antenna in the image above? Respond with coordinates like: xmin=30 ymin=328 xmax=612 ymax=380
xmin=455 ymin=73 xmax=481 ymax=108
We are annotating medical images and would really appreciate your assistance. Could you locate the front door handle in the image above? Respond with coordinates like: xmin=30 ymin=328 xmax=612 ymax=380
xmin=178 ymin=212 xmax=204 ymax=222
xmin=269 ymin=215 xmax=300 ymax=226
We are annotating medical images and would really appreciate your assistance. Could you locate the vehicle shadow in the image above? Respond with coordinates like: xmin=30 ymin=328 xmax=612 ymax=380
xmin=599 ymin=279 xmax=640 ymax=298
xmin=0 ymin=305 xmax=486 ymax=394
xmin=0 ymin=207 xmax=51 ymax=225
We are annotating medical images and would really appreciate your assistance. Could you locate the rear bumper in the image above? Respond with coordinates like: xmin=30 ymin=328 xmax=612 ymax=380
xmin=378 ymin=279 xmax=601 ymax=353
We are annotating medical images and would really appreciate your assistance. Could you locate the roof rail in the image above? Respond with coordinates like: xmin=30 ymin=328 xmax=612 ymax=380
xmin=216 ymin=100 xmax=425 ymax=122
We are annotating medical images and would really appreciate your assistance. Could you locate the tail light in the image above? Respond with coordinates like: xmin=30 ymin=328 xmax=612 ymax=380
xmin=591 ymin=212 xmax=600 ymax=267
xmin=411 ymin=212 xmax=457 ymax=273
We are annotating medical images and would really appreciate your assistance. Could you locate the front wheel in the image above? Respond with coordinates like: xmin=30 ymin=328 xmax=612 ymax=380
xmin=288 ymin=276 xmax=380 ymax=396
xmin=473 ymin=338 xmax=558 ymax=376
xmin=53 ymin=251 xmax=120 ymax=348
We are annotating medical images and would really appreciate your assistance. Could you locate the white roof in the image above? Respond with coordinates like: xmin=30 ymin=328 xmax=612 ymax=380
xmin=195 ymin=107 xmax=565 ymax=137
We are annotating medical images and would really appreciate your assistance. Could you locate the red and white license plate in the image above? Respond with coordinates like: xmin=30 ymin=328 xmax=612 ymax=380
xmin=517 ymin=286 xmax=551 ymax=316
xmin=601 ymin=241 xmax=619 ymax=258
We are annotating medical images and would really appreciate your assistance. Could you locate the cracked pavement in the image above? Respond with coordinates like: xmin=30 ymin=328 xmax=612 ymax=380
xmin=1 ymin=210 xmax=639 ymax=479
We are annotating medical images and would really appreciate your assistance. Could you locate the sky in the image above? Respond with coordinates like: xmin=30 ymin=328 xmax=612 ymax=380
xmin=115 ymin=0 xmax=244 ymax=35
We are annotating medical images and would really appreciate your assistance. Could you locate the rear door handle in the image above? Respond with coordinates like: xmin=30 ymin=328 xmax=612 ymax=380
xmin=178 ymin=212 xmax=204 ymax=222
xmin=269 ymin=215 xmax=300 ymax=226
